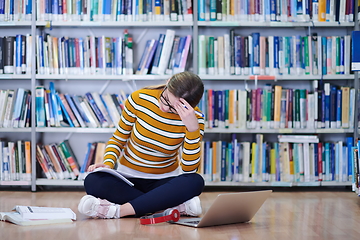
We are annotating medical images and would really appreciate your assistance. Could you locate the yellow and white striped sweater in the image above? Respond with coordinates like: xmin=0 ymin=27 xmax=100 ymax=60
xmin=103 ymin=88 xmax=205 ymax=175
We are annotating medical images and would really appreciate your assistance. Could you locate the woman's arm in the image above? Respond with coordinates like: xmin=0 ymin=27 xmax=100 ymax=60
xmin=102 ymin=92 xmax=138 ymax=169
xmin=180 ymin=126 xmax=204 ymax=173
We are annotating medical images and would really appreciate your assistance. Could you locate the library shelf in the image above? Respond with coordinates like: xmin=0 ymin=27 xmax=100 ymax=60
xmin=35 ymin=74 xmax=172 ymax=81
xmin=205 ymin=128 xmax=355 ymax=134
xmin=0 ymin=128 xmax=32 ymax=133
xmin=0 ymin=74 xmax=32 ymax=80
xmin=0 ymin=21 xmax=33 ymax=26
xmin=36 ymin=179 xmax=84 ymax=186
xmin=0 ymin=180 xmax=31 ymax=186
xmin=36 ymin=21 xmax=194 ymax=27
xmin=197 ymin=21 xmax=355 ymax=27
xmin=199 ymin=74 xmax=355 ymax=81
xmin=35 ymin=127 xmax=116 ymax=133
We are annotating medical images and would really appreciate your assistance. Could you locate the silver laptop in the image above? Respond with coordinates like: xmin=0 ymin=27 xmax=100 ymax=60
xmin=173 ymin=190 xmax=272 ymax=228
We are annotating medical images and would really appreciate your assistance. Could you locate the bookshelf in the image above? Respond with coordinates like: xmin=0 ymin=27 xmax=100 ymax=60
xmin=0 ymin=0 xmax=359 ymax=192
xmin=353 ymin=1 xmax=360 ymax=195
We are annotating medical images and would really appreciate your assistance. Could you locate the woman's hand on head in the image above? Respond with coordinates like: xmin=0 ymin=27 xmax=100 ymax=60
xmin=174 ymin=98 xmax=200 ymax=132
xmin=87 ymin=163 xmax=111 ymax=172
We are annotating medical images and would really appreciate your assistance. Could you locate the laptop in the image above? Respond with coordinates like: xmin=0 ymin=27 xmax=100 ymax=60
xmin=173 ymin=190 xmax=272 ymax=228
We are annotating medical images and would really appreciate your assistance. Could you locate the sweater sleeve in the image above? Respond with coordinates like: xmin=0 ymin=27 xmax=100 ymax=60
xmin=180 ymin=116 xmax=205 ymax=173
xmin=103 ymin=92 xmax=138 ymax=168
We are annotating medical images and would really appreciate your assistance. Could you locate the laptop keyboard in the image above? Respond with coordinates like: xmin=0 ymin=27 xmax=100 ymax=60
xmin=185 ymin=220 xmax=200 ymax=224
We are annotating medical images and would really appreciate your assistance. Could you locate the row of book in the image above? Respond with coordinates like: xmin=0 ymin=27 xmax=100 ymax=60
xmin=2 ymin=0 xmax=357 ymax=23
xmin=3 ymin=136 xmax=358 ymax=184
xmin=35 ymin=140 xmax=80 ymax=180
xmin=36 ymin=30 xmax=135 ymax=76
xmin=199 ymin=32 xmax=352 ymax=76
xmin=35 ymin=82 xmax=127 ymax=128
xmin=0 ymin=89 xmax=31 ymax=128
xmin=200 ymin=82 xmax=355 ymax=130
xmin=0 ymin=140 xmax=31 ymax=182
xmin=0 ymin=82 xmax=357 ymax=130
xmin=35 ymin=0 xmax=193 ymax=22
xmin=34 ymin=29 xmax=191 ymax=76
xmin=0 ymin=0 xmax=32 ymax=22
xmin=199 ymin=0 xmax=356 ymax=22
xmin=0 ymin=32 xmax=353 ymax=76
xmin=201 ymin=134 xmax=358 ymax=183
xmin=36 ymin=141 xmax=106 ymax=180
xmin=136 ymin=29 xmax=191 ymax=75
xmin=0 ymin=35 xmax=33 ymax=75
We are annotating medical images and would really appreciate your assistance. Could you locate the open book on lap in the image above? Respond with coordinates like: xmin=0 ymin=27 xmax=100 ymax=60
xmin=88 ymin=167 xmax=134 ymax=186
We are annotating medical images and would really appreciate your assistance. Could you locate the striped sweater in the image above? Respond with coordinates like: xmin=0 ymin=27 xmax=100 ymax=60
xmin=103 ymin=88 xmax=205 ymax=175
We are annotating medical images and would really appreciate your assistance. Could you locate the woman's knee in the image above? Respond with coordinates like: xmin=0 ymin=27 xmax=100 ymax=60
xmin=184 ymin=173 xmax=205 ymax=194
xmin=83 ymin=173 xmax=102 ymax=195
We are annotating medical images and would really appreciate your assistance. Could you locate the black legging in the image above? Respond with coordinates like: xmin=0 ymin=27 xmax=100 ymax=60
xmin=84 ymin=172 xmax=205 ymax=217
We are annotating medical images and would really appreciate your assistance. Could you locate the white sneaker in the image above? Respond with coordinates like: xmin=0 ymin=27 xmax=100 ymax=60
xmin=175 ymin=196 xmax=202 ymax=216
xmin=78 ymin=195 xmax=120 ymax=219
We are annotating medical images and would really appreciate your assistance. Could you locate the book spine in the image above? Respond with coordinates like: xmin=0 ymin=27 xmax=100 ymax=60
xmin=35 ymin=86 xmax=46 ymax=127
xmin=57 ymin=94 xmax=75 ymax=127
xmin=143 ymin=39 xmax=159 ymax=74
xmin=229 ymin=29 xmax=235 ymax=75
xmin=151 ymin=34 xmax=165 ymax=74
xmin=157 ymin=29 xmax=175 ymax=75
xmin=65 ymin=94 xmax=86 ymax=128
xmin=85 ymin=92 xmax=109 ymax=128
xmin=324 ymin=83 xmax=330 ymax=128
xmin=49 ymin=82 xmax=61 ymax=126
xmin=59 ymin=141 xmax=80 ymax=177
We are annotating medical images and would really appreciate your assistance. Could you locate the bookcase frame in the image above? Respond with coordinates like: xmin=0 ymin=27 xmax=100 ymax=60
xmin=0 ymin=0 xmax=358 ymax=192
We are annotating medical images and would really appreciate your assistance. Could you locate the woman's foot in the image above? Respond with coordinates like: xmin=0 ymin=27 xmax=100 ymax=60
xmin=78 ymin=195 xmax=120 ymax=219
xmin=173 ymin=196 xmax=202 ymax=216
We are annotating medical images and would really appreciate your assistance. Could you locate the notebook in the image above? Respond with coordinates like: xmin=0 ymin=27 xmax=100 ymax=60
xmin=173 ymin=190 xmax=272 ymax=228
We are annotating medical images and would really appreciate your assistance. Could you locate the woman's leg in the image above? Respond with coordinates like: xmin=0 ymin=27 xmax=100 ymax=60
xmin=84 ymin=172 xmax=144 ymax=204
xmin=83 ymin=172 xmax=204 ymax=217
xmin=129 ymin=173 xmax=204 ymax=217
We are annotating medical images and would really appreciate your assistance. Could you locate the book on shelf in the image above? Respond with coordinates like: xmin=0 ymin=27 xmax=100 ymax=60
xmin=2 ymin=89 xmax=15 ymax=128
xmin=0 ymin=88 xmax=31 ymax=128
xmin=84 ymin=92 xmax=110 ymax=128
xmin=58 ymin=140 xmax=80 ymax=178
xmin=0 ymin=140 xmax=31 ymax=181
xmin=43 ymin=144 xmax=65 ymax=180
xmin=199 ymin=31 xmax=351 ymax=76
xmin=351 ymin=31 xmax=360 ymax=71
xmin=93 ymin=142 xmax=106 ymax=165
xmin=201 ymin=82 xmax=355 ymax=130
xmin=0 ymin=35 xmax=32 ymax=75
xmin=58 ymin=93 xmax=81 ymax=128
xmin=34 ymin=0 xmax=191 ymax=22
xmin=35 ymin=141 xmax=81 ymax=180
xmin=79 ymin=142 xmax=96 ymax=180
xmin=201 ymin=136 xmax=354 ymax=184
xmin=156 ymin=29 xmax=176 ymax=75
xmin=35 ymin=31 xmax=134 ymax=76
xmin=278 ymin=135 xmax=320 ymax=143
xmin=33 ymin=81 xmax=127 ymax=129
xmin=0 ymin=37 xmax=4 ymax=74
xmin=0 ymin=205 xmax=76 ymax=226
xmin=197 ymin=0 xmax=354 ymax=22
